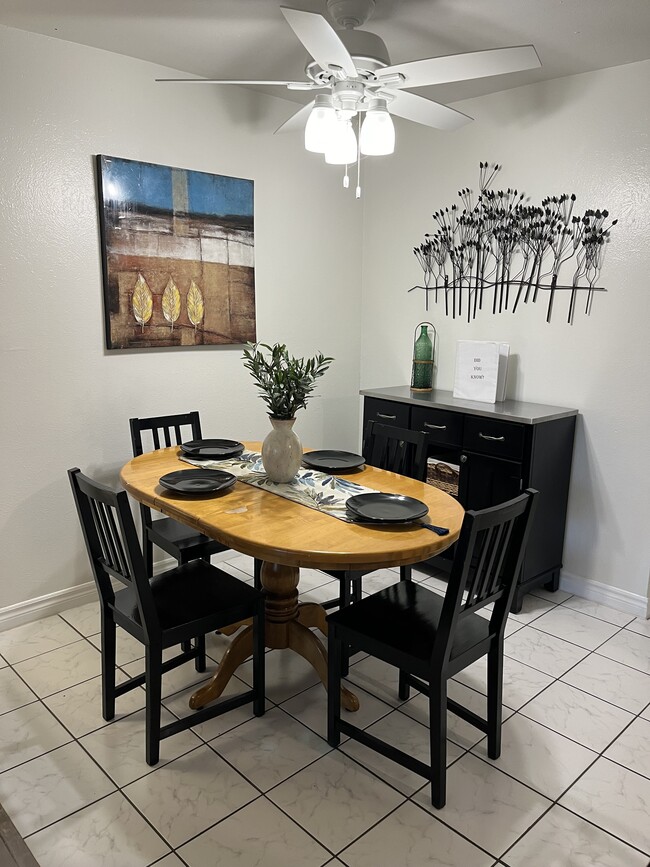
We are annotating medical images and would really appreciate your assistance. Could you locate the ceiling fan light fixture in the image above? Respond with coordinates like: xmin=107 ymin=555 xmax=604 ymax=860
xmin=360 ymin=98 xmax=395 ymax=155
xmin=305 ymin=94 xmax=337 ymax=153
xmin=324 ymin=119 xmax=358 ymax=164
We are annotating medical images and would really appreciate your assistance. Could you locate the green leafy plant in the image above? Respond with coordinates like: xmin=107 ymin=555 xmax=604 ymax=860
xmin=242 ymin=342 xmax=333 ymax=420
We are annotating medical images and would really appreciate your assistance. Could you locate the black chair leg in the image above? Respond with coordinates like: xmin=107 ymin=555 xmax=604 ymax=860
xmin=327 ymin=628 xmax=342 ymax=747
xmin=194 ymin=635 xmax=207 ymax=672
xmin=252 ymin=602 xmax=266 ymax=717
xmin=400 ymin=565 xmax=412 ymax=582
xmin=145 ymin=643 xmax=163 ymax=766
xmin=180 ymin=557 xmax=193 ymax=655
xmin=253 ymin=558 xmax=262 ymax=591
xmin=142 ymin=534 xmax=154 ymax=580
xmin=100 ymin=609 xmax=116 ymax=721
xmin=429 ymin=676 xmax=447 ymax=809
xmin=398 ymin=670 xmax=410 ymax=701
xmin=339 ymin=575 xmax=353 ymax=677
xmin=487 ymin=644 xmax=504 ymax=759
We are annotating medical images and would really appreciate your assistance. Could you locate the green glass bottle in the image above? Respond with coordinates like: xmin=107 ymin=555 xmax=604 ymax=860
xmin=411 ymin=325 xmax=433 ymax=391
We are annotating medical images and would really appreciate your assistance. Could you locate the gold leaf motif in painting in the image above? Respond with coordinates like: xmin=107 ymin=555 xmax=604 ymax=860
xmin=132 ymin=273 xmax=153 ymax=332
xmin=162 ymin=278 xmax=181 ymax=330
xmin=187 ymin=280 xmax=204 ymax=330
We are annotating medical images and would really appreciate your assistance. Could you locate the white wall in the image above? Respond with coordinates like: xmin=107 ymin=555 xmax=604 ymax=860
xmin=0 ymin=25 xmax=363 ymax=610
xmin=1 ymin=24 xmax=647 ymax=613
xmin=361 ymin=60 xmax=650 ymax=601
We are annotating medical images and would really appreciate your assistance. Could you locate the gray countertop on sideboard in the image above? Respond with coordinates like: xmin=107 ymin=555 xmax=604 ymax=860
xmin=360 ymin=386 xmax=578 ymax=425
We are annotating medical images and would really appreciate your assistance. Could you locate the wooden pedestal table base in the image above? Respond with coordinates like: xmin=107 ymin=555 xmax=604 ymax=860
xmin=189 ymin=561 xmax=359 ymax=712
xmin=218 ymin=602 xmax=328 ymax=639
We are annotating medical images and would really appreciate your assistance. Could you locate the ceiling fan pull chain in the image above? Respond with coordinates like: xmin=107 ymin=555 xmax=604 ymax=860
xmin=355 ymin=113 xmax=362 ymax=198
xmin=343 ymin=165 xmax=350 ymax=188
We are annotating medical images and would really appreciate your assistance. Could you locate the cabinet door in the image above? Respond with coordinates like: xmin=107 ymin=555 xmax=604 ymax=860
xmin=458 ymin=452 xmax=522 ymax=511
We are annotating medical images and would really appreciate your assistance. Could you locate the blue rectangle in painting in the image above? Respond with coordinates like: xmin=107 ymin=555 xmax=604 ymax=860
xmin=102 ymin=156 xmax=172 ymax=210
xmin=187 ymin=171 xmax=253 ymax=218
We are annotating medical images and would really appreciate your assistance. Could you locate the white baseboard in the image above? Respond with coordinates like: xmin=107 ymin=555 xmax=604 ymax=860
xmin=0 ymin=553 xmax=232 ymax=634
xmin=0 ymin=582 xmax=99 ymax=633
xmin=2 ymin=563 xmax=645 ymax=635
xmin=560 ymin=571 xmax=648 ymax=619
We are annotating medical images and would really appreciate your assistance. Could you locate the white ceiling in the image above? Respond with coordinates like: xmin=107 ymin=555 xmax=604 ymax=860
xmin=1 ymin=0 xmax=649 ymax=107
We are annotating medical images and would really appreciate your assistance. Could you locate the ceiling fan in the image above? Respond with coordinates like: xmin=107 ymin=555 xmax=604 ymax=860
xmin=157 ymin=0 xmax=540 ymax=164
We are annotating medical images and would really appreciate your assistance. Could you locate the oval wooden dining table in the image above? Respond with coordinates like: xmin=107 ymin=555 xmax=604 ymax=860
xmin=120 ymin=443 xmax=464 ymax=713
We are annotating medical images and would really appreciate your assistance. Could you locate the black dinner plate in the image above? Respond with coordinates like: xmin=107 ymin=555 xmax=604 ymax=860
xmin=302 ymin=450 xmax=365 ymax=473
xmin=180 ymin=439 xmax=244 ymax=460
xmin=159 ymin=469 xmax=237 ymax=495
xmin=346 ymin=493 xmax=429 ymax=524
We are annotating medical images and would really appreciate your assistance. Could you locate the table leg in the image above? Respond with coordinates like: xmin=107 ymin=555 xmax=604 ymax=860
xmin=296 ymin=602 xmax=328 ymax=635
xmin=287 ymin=620 xmax=359 ymax=712
xmin=189 ymin=624 xmax=254 ymax=710
xmin=188 ymin=559 xmax=359 ymax=712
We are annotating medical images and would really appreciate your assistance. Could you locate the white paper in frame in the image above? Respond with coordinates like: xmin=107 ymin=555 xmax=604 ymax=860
xmin=453 ymin=340 xmax=509 ymax=403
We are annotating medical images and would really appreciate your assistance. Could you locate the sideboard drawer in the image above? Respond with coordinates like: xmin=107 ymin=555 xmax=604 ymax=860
xmin=411 ymin=406 xmax=463 ymax=446
xmin=463 ymin=416 xmax=525 ymax=460
xmin=364 ymin=398 xmax=410 ymax=428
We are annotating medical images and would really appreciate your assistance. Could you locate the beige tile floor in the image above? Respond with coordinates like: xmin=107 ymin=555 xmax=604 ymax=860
xmin=0 ymin=556 xmax=649 ymax=867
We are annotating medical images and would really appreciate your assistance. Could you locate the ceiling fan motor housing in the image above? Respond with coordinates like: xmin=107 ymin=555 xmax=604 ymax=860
xmin=306 ymin=28 xmax=390 ymax=83
xmin=338 ymin=29 xmax=390 ymax=70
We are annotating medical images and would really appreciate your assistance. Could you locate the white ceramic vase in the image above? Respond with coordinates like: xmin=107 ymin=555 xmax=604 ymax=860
xmin=261 ymin=417 xmax=302 ymax=483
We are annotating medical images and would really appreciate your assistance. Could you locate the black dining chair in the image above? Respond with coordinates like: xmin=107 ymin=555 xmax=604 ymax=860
xmin=69 ymin=467 xmax=265 ymax=765
xmin=327 ymin=489 xmax=537 ymax=808
xmin=322 ymin=421 xmax=430 ymax=612
xmin=129 ymin=412 xmax=262 ymax=587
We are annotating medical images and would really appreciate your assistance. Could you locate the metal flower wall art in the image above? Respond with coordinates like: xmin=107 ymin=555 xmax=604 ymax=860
xmin=410 ymin=163 xmax=617 ymax=324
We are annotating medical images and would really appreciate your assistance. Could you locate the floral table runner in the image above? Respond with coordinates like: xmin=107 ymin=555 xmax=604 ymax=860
xmin=181 ymin=450 xmax=377 ymax=522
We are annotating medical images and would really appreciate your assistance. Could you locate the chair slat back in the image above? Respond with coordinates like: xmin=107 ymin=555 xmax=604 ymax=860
xmin=129 ymin=412 xmax=202 ymax=458
xmin=362 ymin=421 xmax=429 ymax=481
xmin=90 ymin=495 xmax=131 ymax=582
xmin=432 ymin=490 xmax=537 ymax=667
xmin=129 ymin=412 xmax=203 ymax=533
xmin=68 ymin=468 xmax=158 ymax=637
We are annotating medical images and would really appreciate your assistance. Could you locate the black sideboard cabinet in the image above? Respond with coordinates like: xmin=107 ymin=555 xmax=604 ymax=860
xmin=361 ymin=386 xmax=577 ymax=612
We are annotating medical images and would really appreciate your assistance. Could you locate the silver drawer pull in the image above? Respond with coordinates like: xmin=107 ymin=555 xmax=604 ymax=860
xmin=377 ymin=413 xmax=396 ymax=420
xmin=479 ymin=432 xmax=505 ymax=442
xmin=424 ymin=423 xmax=447 ymax=430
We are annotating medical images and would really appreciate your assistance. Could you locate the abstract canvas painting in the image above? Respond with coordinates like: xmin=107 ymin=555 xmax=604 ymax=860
xmin=96 ymin=155 xmax=255 ymax=349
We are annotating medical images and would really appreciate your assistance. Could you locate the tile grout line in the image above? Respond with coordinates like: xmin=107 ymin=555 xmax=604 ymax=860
xmin=2 ymin=587 xmax=648 ymax=863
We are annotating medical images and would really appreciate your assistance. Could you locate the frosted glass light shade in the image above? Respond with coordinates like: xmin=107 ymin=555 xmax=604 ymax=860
xmin=304 ymin=96 xmax=336 ymax=154
xmin=324 ymin=120 xmax=357 ymax=165
xmin=360 ymin=101 xmax=395 ymax=156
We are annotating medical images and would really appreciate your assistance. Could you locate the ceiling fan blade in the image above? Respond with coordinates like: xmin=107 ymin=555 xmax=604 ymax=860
xmin=378 ymin=45 xmax=541 ymax=90
xmin=155 ymin=78 xmax=312 ymax=88
xmin=388 ymin=90 xmax=472 ymax=131
xmin=280 ymin=6 xmax=357 ymax=78
xmin=275 ymin=100 xmax=315 ymax=134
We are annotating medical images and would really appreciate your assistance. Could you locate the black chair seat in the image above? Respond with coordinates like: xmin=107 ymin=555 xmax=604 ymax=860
xmin=114 ymin=559 xmax=260 ymax=634
xmin=328 ymin=581 xmax=490 ymax=677
xmin=147 ymin=517 xmax=227 ymax=555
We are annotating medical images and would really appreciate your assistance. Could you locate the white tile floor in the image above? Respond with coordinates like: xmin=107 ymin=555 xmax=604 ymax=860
xmin=1 ymin=557 xmax=649 ymax=867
